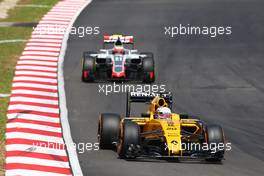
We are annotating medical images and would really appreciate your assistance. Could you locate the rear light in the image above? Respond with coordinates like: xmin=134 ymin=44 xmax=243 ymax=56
xmin=150 ymin=72 xmax=154 ymax=79
xmin=83 ymin=70 xmax=88 ymax=78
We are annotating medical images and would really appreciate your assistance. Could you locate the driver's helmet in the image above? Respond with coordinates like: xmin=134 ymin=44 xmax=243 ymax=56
xmin=155 ymin=107 xmax=172 ymax=119
xmin=113 ymin=38 xmax=124 ymax=54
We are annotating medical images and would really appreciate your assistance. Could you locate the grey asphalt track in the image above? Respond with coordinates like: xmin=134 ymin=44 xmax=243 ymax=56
xmin=64 ymin=0 xmax=264 ymax=175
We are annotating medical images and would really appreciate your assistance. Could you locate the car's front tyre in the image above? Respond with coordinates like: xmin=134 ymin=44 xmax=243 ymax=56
xmin=82 ymin=51 xmax=97 ymax=82
xmin=140 ymin=52 xmax=155 ymax=83
xmin=98 ymin=113 xmax=121 ymax=149
xmin=117 ymin=120 xmax=140 ymax=159
xmin=205 ymin=125 xmax=225 ymax=162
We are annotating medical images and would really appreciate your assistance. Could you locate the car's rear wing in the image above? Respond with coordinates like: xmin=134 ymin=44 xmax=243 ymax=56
xmin=126 ymin=92 xmax=173 ymax=116
xmin=103 ymin=35 xmax=134 ymax=49
xmin=103 ymin=35 xmax=134 ymax=44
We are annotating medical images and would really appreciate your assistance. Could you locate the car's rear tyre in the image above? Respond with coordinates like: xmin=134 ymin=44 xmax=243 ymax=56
xmin=82 ymin=51 xmax=96 ymax=82
xmin=98 ymin=113 xmax=121 ymax=149
xmin=117 ymin=120 xmax=140 ymax=159
xmin=141 ymin=53 xmax=155 ymax=83
xmin=205 ymin=125 xmax=225 ymax=162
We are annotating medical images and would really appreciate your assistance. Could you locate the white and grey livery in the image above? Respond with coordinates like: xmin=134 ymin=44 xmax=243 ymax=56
xmin=81 ymin=35 xmax=155 ymax=83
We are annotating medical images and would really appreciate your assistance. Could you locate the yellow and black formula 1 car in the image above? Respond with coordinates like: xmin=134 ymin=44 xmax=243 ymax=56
xmin=98 ymin=92 xmax=226 ymax=162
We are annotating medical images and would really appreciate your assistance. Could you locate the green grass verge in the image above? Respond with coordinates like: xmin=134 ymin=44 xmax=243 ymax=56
xmin=0 ymin=0 xmax=58 ymax=22
xmin=0 ymin=27 xmax=32 ymax=93
xmin=0 ymin=0 xmax=58 ymax=174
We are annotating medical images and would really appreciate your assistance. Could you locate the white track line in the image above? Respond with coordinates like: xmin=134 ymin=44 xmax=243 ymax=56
xmin=20 ymin=55 xmax=58 ymax=61
xmin=28 ymin=38 xmax=62 ymax=43
xmin=11 ymin=90 xmax=58 ymax=97
xmin=13 ymin=77 xmax=57 ymax=83
xmin=16 ymin=65 xmax=58 ymax=72
xmin=9 ymin=97 xmax=58 ymax=105
xmin=6 ymin=157 xmax=69 ymax=168
xmin=17 ymin=61 xmax=58 ymax=66
xmin=24 ymin=47 xmax=61 ymax=52
xmin=8 ymin=105 xmax=59 ymax=114
xmin=6 ymin=170 xmax=71 ymax=176
xmin=39 ymin=20 xmax=69 ymax=25
xmin=6 ymin=132 xmax=64 ymax=143
xmin=6 ymin=144 xmax=68 ymax=156
xmin=7 ymin=122 xmax=61 ymax=133
xmin=12 ymin=83 xmax=58 ymax=90
xmin=22 ymin=51 xmax=59 ymax=56
xmin=0 ymin=39 xmax=27 ymax=44
xmin=0 ymin=93 xmax=10 ymax=97
xmin=13 ymin=75 xmax=57 ymax=81
xmin=26 ymin=42 xmax=61 ymax=47
xmin=15 ymin=70 xmax=57 ymax=77
xmin=31 ymin=35 xmax=64 ymax=39
xmin=7 ymin=114 xmax=60 ymax=123
xmin=58 ymin=1 xmax=93 ymax=175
